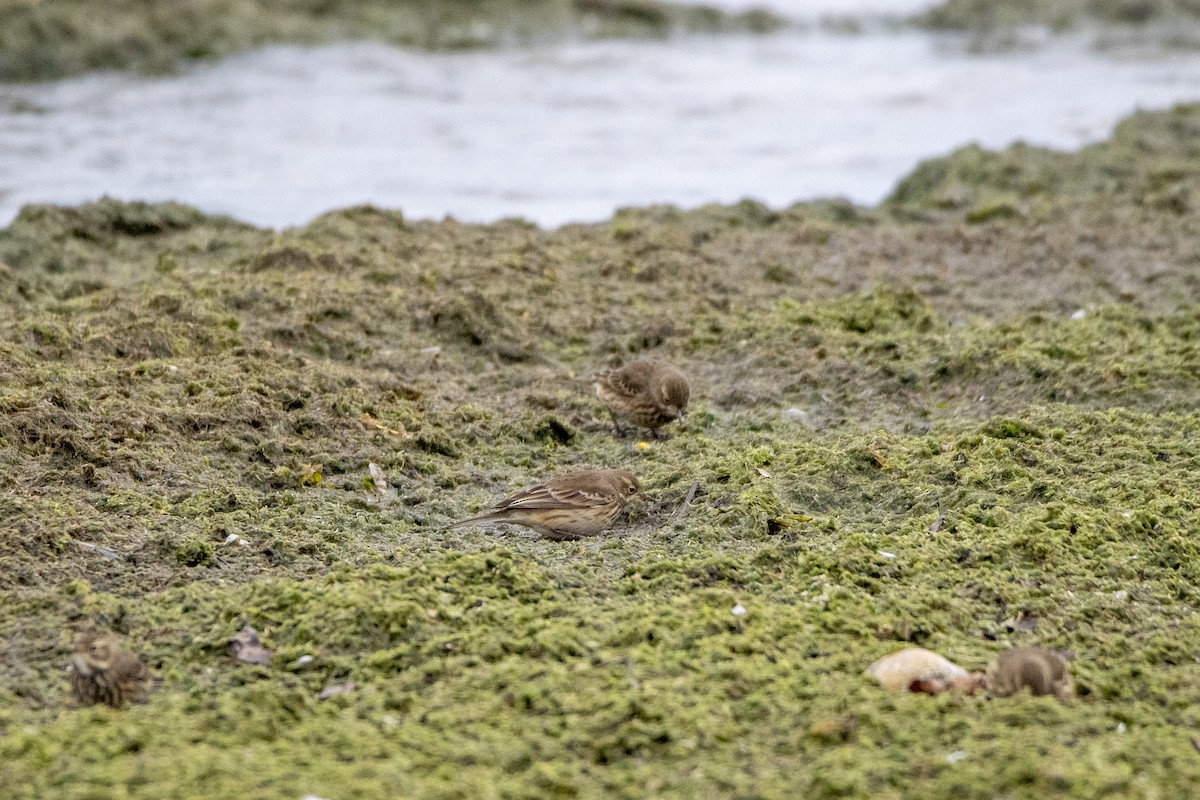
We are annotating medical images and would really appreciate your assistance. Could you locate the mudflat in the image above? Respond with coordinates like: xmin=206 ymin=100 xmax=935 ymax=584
xmin=1 ymin=103 xmax=1199 ymax=797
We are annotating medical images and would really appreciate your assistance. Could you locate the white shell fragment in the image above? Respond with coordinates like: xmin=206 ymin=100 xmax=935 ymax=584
xmin=866 ymin=647 xmax=982 ymax=694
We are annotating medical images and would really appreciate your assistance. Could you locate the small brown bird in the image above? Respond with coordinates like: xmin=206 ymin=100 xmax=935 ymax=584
xmin=70 ymin=631 xmax=157 ymax=708
xmin=985 ymin=647 xmax=1074 ymax=702
xmin=595 ymin=358 xmax=690 ymax=438
xmin=444 ymin=468 xmax=645 ymax=540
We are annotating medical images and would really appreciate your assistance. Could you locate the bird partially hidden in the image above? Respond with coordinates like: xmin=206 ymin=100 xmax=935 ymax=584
xmin=595 ymin=358 xmax=690 ymax=438
xmin=443 ymin=468 xmax=645 ymax=540
xmin=70 ymin=631 xmax=157 ymax=709
xmin=985 ymin=647 xmax=1074 ymax=702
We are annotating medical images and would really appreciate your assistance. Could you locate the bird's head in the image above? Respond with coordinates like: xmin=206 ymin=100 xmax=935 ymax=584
xmin=72 ymin=632 xmax=116 ymax=675
xmin=657 ymin=374 xmax=691 ymax=420
xmin=612 ymin=470 xmax=646 ymax=503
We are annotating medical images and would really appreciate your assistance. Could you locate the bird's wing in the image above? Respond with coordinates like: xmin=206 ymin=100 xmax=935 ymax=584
xmin=599 ymin=361 xmax=654 ymax=398
xmin=499 ymin=477 xmax=613 ymax=510
xmin=115 ymin=652 xmax=152 ymax=682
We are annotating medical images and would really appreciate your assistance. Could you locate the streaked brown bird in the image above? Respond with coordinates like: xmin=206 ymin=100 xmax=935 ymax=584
xmin=70 ymin=631 xmax=157 ymax=708
xmin=595 ymin=358 xmax=690 ymax=438
xmin=444 ymin=468 xmax=645 ymax=540
xmin=985 ymin=647 xmax=1074 ymax=702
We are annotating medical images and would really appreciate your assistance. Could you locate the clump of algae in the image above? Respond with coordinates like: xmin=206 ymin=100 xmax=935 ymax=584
xmin=916 ymin=0 xmax=1200 ymax=51
xmin=3 ymin=106 xmax=1200 ymax=798
xmin=0 ymin=0 xmax=784 ymax=82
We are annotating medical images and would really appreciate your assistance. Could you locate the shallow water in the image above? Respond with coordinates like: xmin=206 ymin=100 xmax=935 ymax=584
xmin=3 ymin=22 xmax=1200 ymax=229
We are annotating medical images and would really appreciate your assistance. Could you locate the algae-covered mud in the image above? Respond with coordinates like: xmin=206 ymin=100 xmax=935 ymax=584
xmin=0 ymin=0 xmax=779 ymax=83
xmin=918 ymin=0 xmax=1200 ymax=50
xmin=3 ymin=104 xmax=1200 ymax=798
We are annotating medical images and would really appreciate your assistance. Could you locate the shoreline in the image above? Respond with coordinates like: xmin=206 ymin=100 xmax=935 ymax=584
xmin=8 ymin=0 xmax=1200 ymax=85
xmin=0 ymin=0 xmax=783 ymax=83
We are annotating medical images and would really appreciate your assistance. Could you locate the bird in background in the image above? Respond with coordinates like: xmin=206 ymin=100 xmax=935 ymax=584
xmin=70 ymin=631 xmax=157 ymax=708
xmin=595 ymin=358 xmax=690 ymax=438
xmin=985 ymin=647 xmax=1074 ymax=702
xmin=443 ymin=468 xmax=645 ymax=540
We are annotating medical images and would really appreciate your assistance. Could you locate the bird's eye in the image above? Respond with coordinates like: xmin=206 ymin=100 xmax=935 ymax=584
xmin=628 ymin=486 xmax=637 ymax=494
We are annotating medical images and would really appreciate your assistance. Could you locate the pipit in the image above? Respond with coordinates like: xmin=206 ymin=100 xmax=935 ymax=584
xmin=595 ymin=359 xmax=690 ymax=438
xmin=985 ymin=647 xmax=1074 ymax=701
xmin=70 ymin=631 xmax=157 ymax=708
xmin=444 ymin=468 xmax=645 ymax=540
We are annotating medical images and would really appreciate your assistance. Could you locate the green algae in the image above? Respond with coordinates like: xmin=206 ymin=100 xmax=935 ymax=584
xmin=916 ymin=0 xmax=1200 ymax=50
xmin=919 ymin=0 xmax=1200 ymax=30
xmin=3 ymin=106 xmax=1200 ymax=797
xmin=0 ymin=0 xmax=784 ymax=83
xmin=886 ymin=103 xmax=1200 ymax=219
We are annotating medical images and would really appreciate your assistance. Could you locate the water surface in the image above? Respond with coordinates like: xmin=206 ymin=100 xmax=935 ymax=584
xmin=3 ymin=24 xmax=1200 ymax=228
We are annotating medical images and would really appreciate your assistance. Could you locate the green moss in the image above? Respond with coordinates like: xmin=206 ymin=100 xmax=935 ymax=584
xmin=916 ymin=0 xmax=1200 ymax=30
xmin=884 ymin=103 xmax=1200 ymax=225
xmin=168 ymin=535 xmax=216 ymax=567
xmin=0 ymin=0 xmax=786 ymax=83
xmin=914 ymin=0 xmax=1200 ymax=50
xmin=3 ymin=105 xmax=1200 ymax=797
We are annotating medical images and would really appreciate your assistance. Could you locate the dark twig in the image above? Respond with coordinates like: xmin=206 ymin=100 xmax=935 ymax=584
xmin=74 ymin=541 xmax=123 ymax=561
xmin=673 ymin=481 xmax=700 ymax=521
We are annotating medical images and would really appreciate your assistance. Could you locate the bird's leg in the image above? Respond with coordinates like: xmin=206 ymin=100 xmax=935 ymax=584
xmin=608 ymin=409 xmax=628 ymax=437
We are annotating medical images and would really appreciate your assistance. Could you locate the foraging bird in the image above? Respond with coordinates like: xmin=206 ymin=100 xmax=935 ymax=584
xmin=595 ymin=359 xmax=690 ymax=438
xmin=985 ymin=647 xmax=1074 ymax=701
xmin=70 ymin=631 xmax=157 ymax=708
xmin=444 ymin=468 xmax=645 ymax=540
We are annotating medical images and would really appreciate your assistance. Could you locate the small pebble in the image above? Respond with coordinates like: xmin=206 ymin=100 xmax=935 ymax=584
xmin=946 ymin=750 xmax=966 ymax=765
xmin=318 ymin=682 xmax=356 ymax=701
xmin=731 ymin=603 xmax=747 ymax=617
xmin=782 ymin=407 xmax=813 ymax=428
